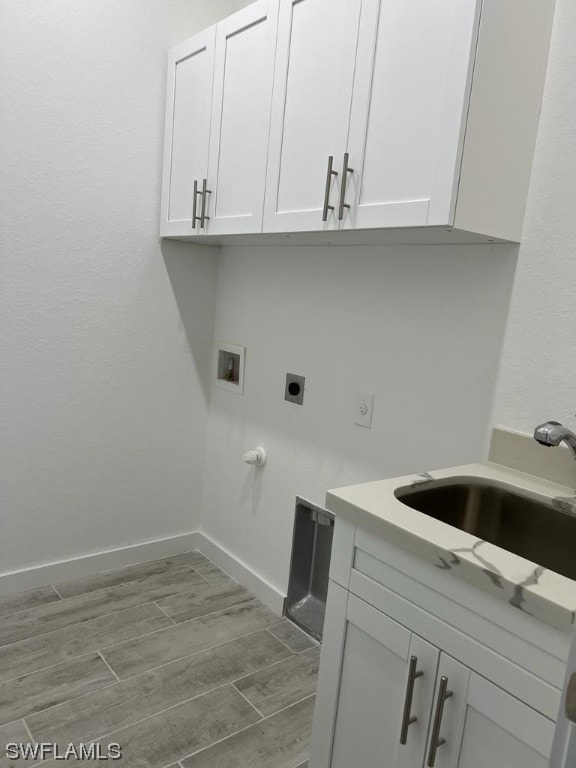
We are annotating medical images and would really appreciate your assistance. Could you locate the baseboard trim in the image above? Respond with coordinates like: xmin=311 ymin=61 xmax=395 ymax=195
xmin=0 ymin=529 xmax=288 ymax=617
xmin=0 ymin=531 xmax=203 ymax=596
xmin=196 ymin=532 xmax=286 ymax=616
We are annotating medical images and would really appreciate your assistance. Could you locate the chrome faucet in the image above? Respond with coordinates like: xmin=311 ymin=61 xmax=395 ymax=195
xmin=534 ymin=421 xmax=576 ymax=460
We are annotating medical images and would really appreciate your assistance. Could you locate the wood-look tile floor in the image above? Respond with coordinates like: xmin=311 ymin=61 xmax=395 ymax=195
xmin=0 ymin=551 xmax=318 ymax=767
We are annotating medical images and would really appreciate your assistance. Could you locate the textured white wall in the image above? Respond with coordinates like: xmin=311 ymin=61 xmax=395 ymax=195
xmin=0 ymin=0 xmax=249 ymax=576
xmin=493 ymin=0 xmax=576 ymax=435
xmin=201 ymin=245 xmax=517 ymax=593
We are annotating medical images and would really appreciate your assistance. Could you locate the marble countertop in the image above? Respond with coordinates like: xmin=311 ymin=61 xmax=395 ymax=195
xmin=326 ymin=462 xmax=576 ymax=633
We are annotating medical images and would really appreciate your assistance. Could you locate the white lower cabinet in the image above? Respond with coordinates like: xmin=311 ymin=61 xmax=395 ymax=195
xmin=310 ymin=584 xmax=555 ymax=768
xmin=326 ymin=591 xmax=439 ymax=768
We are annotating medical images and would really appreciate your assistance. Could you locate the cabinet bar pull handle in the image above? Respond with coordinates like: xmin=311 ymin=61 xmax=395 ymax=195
xmin=337 ymin=152 xmax=354 ymax=220
xmin=192 ymin=180 xmax=202 ymax=228
xmin=566 ymin=673 xmax=576 ymax=723
xmin=399 ymin=656 xmax=424 ymax=745
xmin=322 ymin=155 xmax=338 ymax=221
xmin=427 ymin=676 xmax=453 ymax=767
xmin=200 ymin=178 xmax=211 ymax=228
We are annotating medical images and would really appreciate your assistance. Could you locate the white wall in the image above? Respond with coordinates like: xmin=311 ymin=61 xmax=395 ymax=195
xmin=493 ymin=0 xmax=576 ymax=435
xmin=0 ymin=0 xmax=249 ymax=576
xmin=201 ymin=245 xmax=517 ymax=594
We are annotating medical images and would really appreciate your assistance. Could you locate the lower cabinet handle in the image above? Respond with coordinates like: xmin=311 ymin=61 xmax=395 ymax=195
xmin=565 ymin=672 xmax=576 ymax=723
xmin=337 ymin=152 xmax=353 ymax=220
xmin=192 ymin=180 xmax=202 ymax=228
xmin=399 ymin=656 xmax=424 ymax=745
xmin=200 ymin=178 xmax=211 ymax=228
xmin=427 ymin=676 xmax=453 ymax=767
xmin=322 ymin=155 xmax=338 ymax=221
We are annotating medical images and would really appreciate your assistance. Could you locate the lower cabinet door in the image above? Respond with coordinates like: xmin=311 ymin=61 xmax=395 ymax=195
xmin=312 ymin=586 xmax=439 ymax=768
xmin=427 ymin=655 xmax=555 ymax=768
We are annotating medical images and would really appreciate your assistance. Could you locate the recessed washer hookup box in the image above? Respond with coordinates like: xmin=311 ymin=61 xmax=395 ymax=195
xmin=286 ymin=496 xmax=334 ymax=642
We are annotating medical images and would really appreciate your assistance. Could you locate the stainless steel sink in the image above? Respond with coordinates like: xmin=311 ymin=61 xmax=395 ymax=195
xmin=395 ymin=477 xmax=576 ymax=581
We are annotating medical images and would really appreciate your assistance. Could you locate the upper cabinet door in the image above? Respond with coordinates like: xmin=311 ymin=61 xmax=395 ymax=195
xmin=160 ymin=28 xmax=215 ymax=237
xmin=341 ymin=0 xmax=480 ymax=230
xmin=203 ymin=0 xmax=279 ymax=235
xmin=263 ymin=0 xmax=362 ymax=233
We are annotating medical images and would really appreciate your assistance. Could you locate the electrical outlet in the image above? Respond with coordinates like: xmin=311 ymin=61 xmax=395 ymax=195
xmin=354 ymin=392 xmax=374 ymax=428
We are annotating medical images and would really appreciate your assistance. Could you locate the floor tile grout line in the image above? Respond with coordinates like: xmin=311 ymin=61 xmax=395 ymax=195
xmin=188 ymin=568 xmax=211 ymax=586
xmin=50 ymin=585 xmax=64 ymax=601
xmin=0 ymin=551 xmax=225 ymax=639
xmin=21 ymin=624 xmax=293 ymax=732
xmin=231 ymin=683 xmax=265 ymax=719
xmin=1 ymin=672 xmax=123 ymax=734
xmin=30 ymin=680 xmax=252 ymax=752
xmin=1 ymin=552 xmax=312 ymax=749
xmin=0 ymin=553 xmax=209 ymax=623
xmin=26 ymin=634 xmax=309 ymax=744
xmin=268 ymin=622 xmax=319 ymax=652
xmin=177 ymin=693 xmax=317 ymax=764
xmin=0 ymin=606 xmax=176 ymax=682
xmin=0 ymin=595 xmax=62 ymax=625
xmin=153 ymin=600 xmax=178 ymax=625
xmin=266 ymin=626 xmax=302 ymax=655
xmin=53 ymin=551 xmax=211 ymax=598
xmin=21 ymin=717 xmax=36 ymax=745
xmin=0 ymin=649 xmax=118 ymax=688
xmin=54 ymin=560 xmax=212 ymax=602
xmin=267 ymin=622 xmax=320 ymax=654
xmin=0 ymin=595 xmax=185 ymax=649
xmin=0 ymin=578 xmax=229 ymax=652
xmin=0 ymin=607 xmax=281 ymax=693
xmin=0 ymin=600 xmax=169 ymax=652
xmin=118 ymin=597 xmax=267 ymax=646
xmin=101 ymin=618 xmax=286 ymax=683
xmin=99 ymin=598 xmax=268 ymax=664
xmin=153 ymin=591 xmax=256 ymax=627
xmin=8 ymin=625 xmax=315 ymax=756
xmin=97 ymin=651 xmax=121 ymax=682
xmin=230 ymin=644 xmax=318 ymax=687
xmin=0 ymin=610 xmax=279 ymax=694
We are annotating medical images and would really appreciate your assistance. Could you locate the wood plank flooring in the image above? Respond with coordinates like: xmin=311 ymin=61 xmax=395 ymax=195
xmin=0 ymin=551 xmax=318 ymax=767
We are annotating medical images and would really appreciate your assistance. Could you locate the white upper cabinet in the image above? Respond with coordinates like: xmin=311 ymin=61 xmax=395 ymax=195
xmin=262 ymin=0 xmax=362 ymax=232
xmin=160 ymin=28 xmax=215 ymax=237
xmin=160 ymin=0 xmax=555 ymax=243
xmin=203 ymin=0 xmax=279 ymax=235
xmin=342 ymin=0 xmax=479 ymax=231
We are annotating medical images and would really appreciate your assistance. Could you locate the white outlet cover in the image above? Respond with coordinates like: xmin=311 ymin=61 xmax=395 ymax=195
xmin=354 ymin=392 xmax=374 ymax=428
xmin=214 ymin=342 xmax=245 ymax=395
